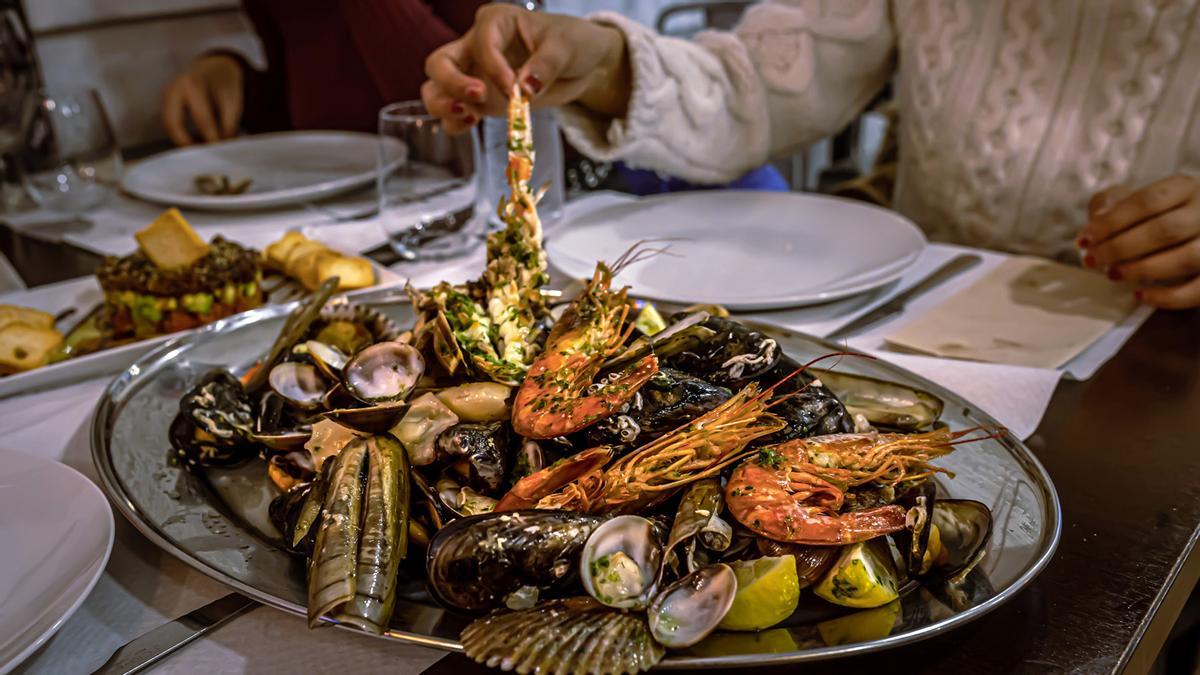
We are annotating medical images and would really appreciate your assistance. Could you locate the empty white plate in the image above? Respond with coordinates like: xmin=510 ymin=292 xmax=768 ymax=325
xmin=548 ymin=191 xmax=926 ymax=310
xmin=122 ymin=131 xmax=391 ymax=211
xmin=0 ymin=449 xmax=113 ymax=674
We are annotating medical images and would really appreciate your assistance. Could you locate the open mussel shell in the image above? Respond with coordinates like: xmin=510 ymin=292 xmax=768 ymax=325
xmin=252 ymin=392 xmax=313 ymax=452
xmin=323 ymin=401 xmax=409 ymax=435
xmin=426 ymin=510 xmax=604 ymax=614
xmin=269 ymin=362 xmax=328 ymax=410
xmin=266 ymin=451 xmax=315 ymax=492
xmin=929 ymin=499 xmax=993 ymax=579
xmin=756 ymin=539 xmax=839 ymax=589
xmin=169 ymin=412 xmax=255 ymax=468
xmin=811 ymin=368 xmax=944 ymax=431
xmin=342 ymin=341 xmax=424 ymax=404
xmin=579 ymin=515 xmax=662 ymax=610
xmin=461 ymin=597 xmax=665 ymax=675
xmin=647 ymin=563 xmax=737 ymax=648
xmin=179 ymin=370 xmax=256 ymax=442
xmin=604 ymin=311 xmax=715 ymax=372
xmin=663 ymin=314 xmax=780 ymax=386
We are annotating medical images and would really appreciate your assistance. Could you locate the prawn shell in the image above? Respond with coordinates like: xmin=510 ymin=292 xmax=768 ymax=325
xmin=461 ymin=597 xmax=664 ymax=675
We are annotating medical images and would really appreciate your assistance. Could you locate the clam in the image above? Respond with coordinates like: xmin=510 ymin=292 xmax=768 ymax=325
xmin=268 ymin=362 xmax=328 ymax=411
xmin=306 ymin=340 xmax=349 ymax=380
xmin=426 ymin=510 xmax=604 ymax=613
xmin=323 ymin=402 xmax=410 ymax=435
xmin=388 ymin=392 xmax=458 ymax=466
xmin=579 ymin=515 xmax=662 ymax=610
xmin=343 ymin=341 xmax=424 ymax=404
xmin=647 ymin=564 xmax=737 ymax=648
xmin=811 ymin=368 xmax=944 ymax=431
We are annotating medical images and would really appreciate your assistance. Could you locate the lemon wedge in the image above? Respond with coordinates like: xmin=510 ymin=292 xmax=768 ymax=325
xmin=718 ymin=555 xmax=800 ymax=631
xmin=813 ymin=541 xmax=900 ymax=609
xmin=817 ymin=600 xmax=901 ymax=646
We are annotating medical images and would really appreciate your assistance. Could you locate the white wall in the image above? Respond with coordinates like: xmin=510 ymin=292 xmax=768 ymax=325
xmin=29 ymin=1 xmax=261 ymax=148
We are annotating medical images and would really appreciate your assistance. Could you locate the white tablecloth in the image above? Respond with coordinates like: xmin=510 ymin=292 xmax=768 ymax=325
xmin=2 ymin=192 xmax=1152 ymax=674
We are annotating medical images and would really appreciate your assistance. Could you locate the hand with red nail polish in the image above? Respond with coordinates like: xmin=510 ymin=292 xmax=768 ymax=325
xmin=1077 ymin=175 xmax=1200 ymax=309
xmin=422 ymin=4 xmax=633 ymax=128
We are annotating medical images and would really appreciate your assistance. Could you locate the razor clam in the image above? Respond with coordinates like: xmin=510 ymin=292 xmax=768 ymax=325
xmin=665 ymin=479 xmax=732 ymax=575
xmin=580 ymin=515 xmax=662 ymax=610
xmin=307 ymin=435 xmax=409 ymax=633
xmin=461 ymin=597 xmax=664 ymax=675
xmin=426 ymin=510 xmax=604 ymax=613
xmin=811 ymin=368 xmax=944 ymax=430
xmin=647 ymin=564 xmax=737 ymax=648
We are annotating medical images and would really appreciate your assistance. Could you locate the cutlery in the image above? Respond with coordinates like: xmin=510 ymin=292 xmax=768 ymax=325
xmin=824 ymin=253 xmax=982 ymax=341
xmin=91 ymin=592 xmax=257 ymax=675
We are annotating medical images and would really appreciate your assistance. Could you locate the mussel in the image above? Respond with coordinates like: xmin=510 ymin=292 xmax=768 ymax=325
xmin=664 ymin=315 xmax=780 ymax=386
xmin=426 ymin=510 xmax=604 ymax=613
xmin=756 ymin=355 xmax=852 ymax=440
xmin=438 ymin=422 xmax=508 ymax=495
xmin=579 ymin=515 xmax=662 ymax=610
xmin=755 ymin=539 xmax=839 ymax=589
xmin=170 ymin=371 xmax=257 ymax=468
xmin=584 ymin=368 xmax=732 ymax=449
xmin=811 ymin=368 xmax=943 ymax=431
xmin=665 ymin=479 xmax=732 ymax=575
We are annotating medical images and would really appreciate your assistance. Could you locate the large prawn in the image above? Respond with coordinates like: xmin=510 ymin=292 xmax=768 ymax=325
xmin=724 ymin=428 xmax=999 ymax=545
xmin=510 ymin=246 xmax=664 ymax=439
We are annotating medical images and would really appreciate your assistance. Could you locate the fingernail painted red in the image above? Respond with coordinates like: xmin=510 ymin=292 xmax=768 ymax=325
xmin=523 ymin=74 xmax=543 ymax=95
xmin=467 ymin=86 xmax=484 ymax=101
xmin=1076 ymin=235 xmax=1091 ymax=248
xmin=450 ymin=102 xmax=464 ymax=114
xmin=1083 ymin=253 xmax=1096 ymax=268
xmin=464 ymin=115 xmax=477 ymax=125
xmin=1134 ymin=290 xmax=1144 ymax=301
xmin=1107 ymin=266 xmax=1122 ymax=281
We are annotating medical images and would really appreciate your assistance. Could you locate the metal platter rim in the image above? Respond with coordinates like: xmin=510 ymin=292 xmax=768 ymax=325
xmin=90 ymin=301 xmax=1063 ymax=668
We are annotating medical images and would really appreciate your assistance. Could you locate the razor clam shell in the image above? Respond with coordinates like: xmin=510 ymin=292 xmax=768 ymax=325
xmin=811 ymin=368 xmax=944 ymax=431
xmin=666 ymin=478 xmax=732 ymax=575
xmin=307 ymin=439 xmax=367 ymax=627
xmin=461 ymin=598 xmax=665 ymax=675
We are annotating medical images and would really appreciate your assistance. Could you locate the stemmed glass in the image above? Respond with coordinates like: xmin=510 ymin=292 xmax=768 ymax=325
xmin=18 ymin=89 xmax=122 ymax=214
xmin=377 ymin=101 xmax=481 ymax=262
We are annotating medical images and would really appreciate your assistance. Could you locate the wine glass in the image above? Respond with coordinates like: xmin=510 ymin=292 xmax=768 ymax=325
xmin=377 ymin=100 xmax=481 ymax=261
xmin=18 ymin=89 xmax=122 ymax=214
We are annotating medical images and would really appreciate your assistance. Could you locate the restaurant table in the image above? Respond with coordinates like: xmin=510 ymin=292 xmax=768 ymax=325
xmin=1 ymin=228 xmax=1197 ymax=674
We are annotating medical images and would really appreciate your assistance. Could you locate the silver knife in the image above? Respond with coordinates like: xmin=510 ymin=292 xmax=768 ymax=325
xmin=91 ymin=593 xmax=257 ymax=675
xmin=824 ymin=253 xmax=982 ymax=341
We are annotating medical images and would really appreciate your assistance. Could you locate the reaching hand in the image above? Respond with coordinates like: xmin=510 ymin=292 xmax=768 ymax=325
xmin=421 ymin=4 xmax=630 ymax=134
xmin=161 ymin=54 xmax=243 ymax=146
xmin=1080 ymin=175 xmax=1200 ymax=309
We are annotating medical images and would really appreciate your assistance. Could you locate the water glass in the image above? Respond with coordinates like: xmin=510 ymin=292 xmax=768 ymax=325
xmin=19 ymin=89 xmax=122 ymax=214
xmin=377 ymin=101 xmax=481 ymax=262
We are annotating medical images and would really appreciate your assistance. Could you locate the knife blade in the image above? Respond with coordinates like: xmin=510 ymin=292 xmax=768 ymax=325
xmin=824 ymin=253 xmax=982 ymax=342
xmin=91 ymin=592 xmax=257 ymax=675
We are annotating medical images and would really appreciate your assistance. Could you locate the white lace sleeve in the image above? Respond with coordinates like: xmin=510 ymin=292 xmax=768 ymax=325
xmin=557 ymin=0 xmax=895 ymax=184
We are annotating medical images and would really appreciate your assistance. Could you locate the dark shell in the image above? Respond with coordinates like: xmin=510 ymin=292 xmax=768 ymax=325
xmin=179 ymin=370 xmax=255 ymax=443
xmin=426 ymin=510 xmax=604 ymax=614
xmin=930 ymin=499 xmax=993 ymax=579
xmin=583 ymin=368 xmax=732 ymax=448
xmin=757 ymin=355 xmax=851 ymax=441
xmin=756 ymin=539 xmax=839 ymax=589
xmin=169 ymin=412 xmax=255 ymax=468
xmin=269 ymin=483 xmax=316 ymax=556
xmin=664 ymin=315 xmax=781 ymax=387
xmin=437 ymin=422 xmax=509 ymax=495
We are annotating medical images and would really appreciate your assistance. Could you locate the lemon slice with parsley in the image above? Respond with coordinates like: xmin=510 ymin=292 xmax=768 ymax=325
xmin=813 ymin=541 xmax=900 ymax=609
xmin=718 ymin=555 xmax=800 ymax=631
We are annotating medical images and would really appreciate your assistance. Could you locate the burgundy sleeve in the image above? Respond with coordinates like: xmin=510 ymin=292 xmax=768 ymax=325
xmin=430 ymin=0 xmax=489 ymax=34
xmin=337 ymin=0 xmax=480 ymax=104
xmin=232 ymin=0 xmax=292 ymax=133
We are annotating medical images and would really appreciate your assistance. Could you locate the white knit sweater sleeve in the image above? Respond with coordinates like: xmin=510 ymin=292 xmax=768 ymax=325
xmin=557 ymin=0 xmax=895 ymax=184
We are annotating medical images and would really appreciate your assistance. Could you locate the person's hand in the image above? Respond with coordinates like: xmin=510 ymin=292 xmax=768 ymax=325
xmin=421 ymin=4 xmax=631 ymax=134
xmin=161 ymin=54 xmax=243 ymax=146
xmin=1080 ymin=174 xmax=1200 ymax=309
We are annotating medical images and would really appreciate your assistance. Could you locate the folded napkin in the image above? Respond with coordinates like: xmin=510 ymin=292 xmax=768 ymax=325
xmin=883 ymin=256 xmax=1139 ymax=369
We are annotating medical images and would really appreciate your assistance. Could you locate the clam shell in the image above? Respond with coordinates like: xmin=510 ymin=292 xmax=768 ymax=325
xmin=317 ymin=303 xmax=403 ymax=344
xmin=461 ymin=598 xmax=664 ymax=675
xmin=647 ymin=564 xmax=737 ymax=648
xmin=579 ymin=515 xmax=661 ymax=610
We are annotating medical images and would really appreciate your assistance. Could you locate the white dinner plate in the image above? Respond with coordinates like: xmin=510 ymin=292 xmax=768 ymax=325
xmin=122 ymin=131 xmax=391 ymax=211
xmin=0 ymin=449 xmax=113 ymax=674
xmin=548 ymin=191 xmax=927 ymax=310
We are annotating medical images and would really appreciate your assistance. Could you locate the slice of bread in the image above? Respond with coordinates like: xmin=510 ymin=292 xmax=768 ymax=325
xmin=0 ymin=323 xmax=63 ymax=373
xmin=135 ymin=208 xmax=210 ymax=269
xmin=0 ymin=305 xmax=55 ymax=332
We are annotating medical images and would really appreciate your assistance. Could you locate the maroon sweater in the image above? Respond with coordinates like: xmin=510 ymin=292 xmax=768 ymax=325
xmin=235 ymin=0 xmax=485 ymax=133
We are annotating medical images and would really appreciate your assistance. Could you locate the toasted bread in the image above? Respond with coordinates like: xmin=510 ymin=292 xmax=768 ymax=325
xmin=317 ymin=255 xmax=375 ymax=290
xmin=0 ymin=305 xmax=56 ymax=332
xmin=135 ymin=208 xmax=210 ymax=269
xmin=0 ymin=323 xmax=63 ymax=373
xmin=264 ymin=231 xmax=308 ymax=270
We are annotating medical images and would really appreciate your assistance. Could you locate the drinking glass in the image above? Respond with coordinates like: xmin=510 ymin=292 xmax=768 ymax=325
xmin=377 ymin=101 xmax=481 ymax=262
xmin=18 ymin=89 xmax=122 ymax=214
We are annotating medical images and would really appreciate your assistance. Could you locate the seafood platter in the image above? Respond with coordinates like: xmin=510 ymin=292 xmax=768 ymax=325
xmin=92 ymin=89 xmax=1061 ymax=672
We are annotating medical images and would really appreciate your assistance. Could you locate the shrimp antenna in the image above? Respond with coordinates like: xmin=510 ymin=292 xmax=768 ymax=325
xmin=937 ymin=424 xmax=1010 ymax=447
xmin=609 ymin=239 xmax=686 ymax=277
xmin=761 ymin=351 xmax=876 ymax=402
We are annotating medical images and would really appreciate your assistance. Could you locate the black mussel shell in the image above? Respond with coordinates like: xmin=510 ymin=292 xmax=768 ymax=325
xmin=437 ymin=422 xmax=508 ymax=495
xmin=583 ymin=368 xmax=732 ymax=449
xmin=425 ymin=510 xmax=604 ymax=614
xmin=179 ymin=370 xmax=256 ymax=443
xmin=169 ymin=412 xmax=256 ymax=468
xmin=930 ymin=499 xmax=993 ymax=578
xmin=757 ymin=355 xmax=851 ymax=441
xmin=269 ymin=483 xmax=316 ymax=556
xmin=664 ymin=315 xmax=781 ymax=387
xmin=756 ymin=539 xmax=840 ymax=589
